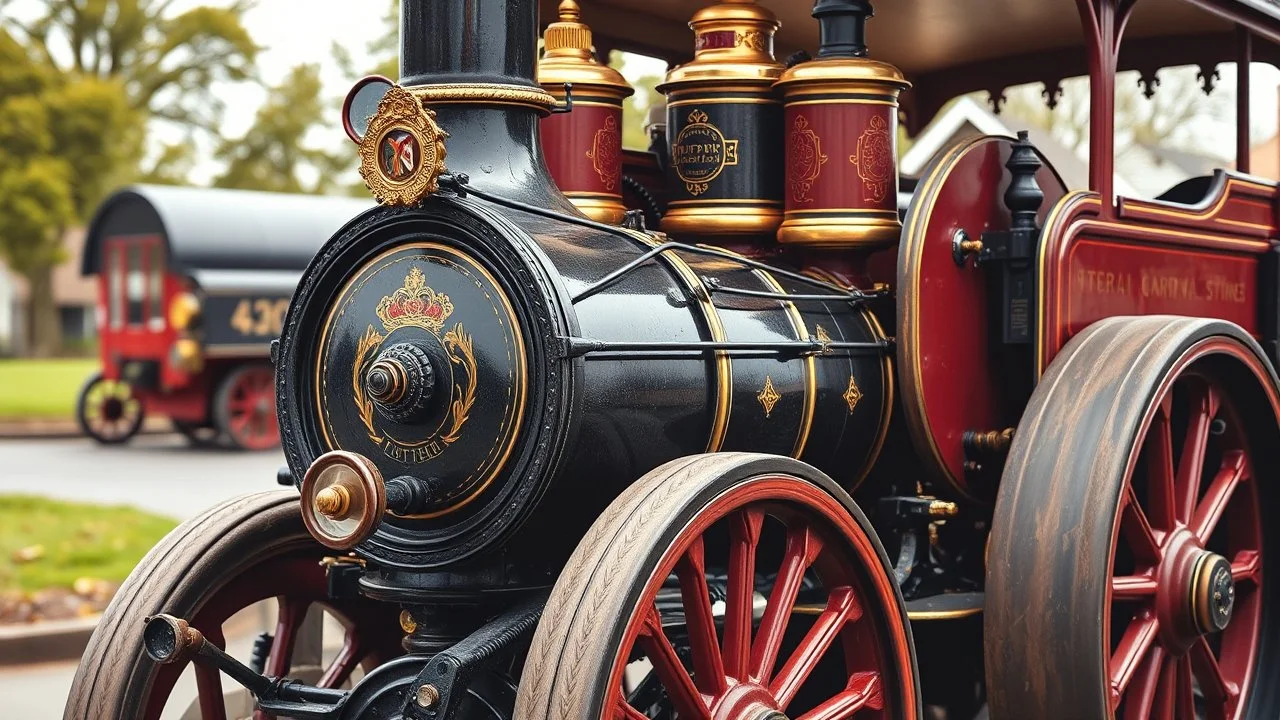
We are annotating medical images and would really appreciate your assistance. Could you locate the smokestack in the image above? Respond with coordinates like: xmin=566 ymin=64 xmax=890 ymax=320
xmin=396 ymin=0 xmax=572 ymax=208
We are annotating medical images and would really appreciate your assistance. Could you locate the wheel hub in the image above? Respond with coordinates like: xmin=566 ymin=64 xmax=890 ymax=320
xmin=1190 ymin=552 xmax=1235 ymax=634
xmin=103 ymin=397 xmax=124 ymax=420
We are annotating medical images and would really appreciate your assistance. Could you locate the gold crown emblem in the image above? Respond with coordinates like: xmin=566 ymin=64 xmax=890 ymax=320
xmin=375 ymin=266 xmax=454 ymax=333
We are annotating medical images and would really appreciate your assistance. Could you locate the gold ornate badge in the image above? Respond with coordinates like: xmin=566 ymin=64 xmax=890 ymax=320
xmin=351 ymin=266 xmax=477 ymax=459
xmin=586 ymin=115 xmax=622 ymax=191
xmin=758 ymin=375 xmax=781 ymax=418
xmin=850 ymin=115 xmax=893 ymax=204
xmin=359 ymin=85 xmax=449 ymax=206
xmin=788 ymin=115 xmax=828 ymax=204
xmin=672 ymin=109 xmax=739 ymax=197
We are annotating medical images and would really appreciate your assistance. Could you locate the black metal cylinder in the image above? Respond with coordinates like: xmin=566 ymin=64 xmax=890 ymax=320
xmin=400 ymin=0 xmax=540 ymax=89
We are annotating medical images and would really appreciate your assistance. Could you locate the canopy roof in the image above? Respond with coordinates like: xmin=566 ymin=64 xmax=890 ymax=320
xmin=557 ymin=0 xmax=1280 ymax=128
xmin=83 ymin=185 xmax=373 ymax=276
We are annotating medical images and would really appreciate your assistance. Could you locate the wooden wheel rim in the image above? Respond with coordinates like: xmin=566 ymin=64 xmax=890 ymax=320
xmin=986 ymin=318 xmax=1280 ymax=720
xmin=604 ymin=474 xmax=916 ymax=720
xmin=223 ymin=365 xmax=279 ymax=450
xmin=1104 ymin=338 xmax=1265 ymax=719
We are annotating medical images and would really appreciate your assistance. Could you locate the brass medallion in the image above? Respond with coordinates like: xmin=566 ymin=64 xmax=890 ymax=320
xmin=757 ymin=375 xmax=781 ymax=417
xmin=358 ymin=85 xmax=449 ymax=206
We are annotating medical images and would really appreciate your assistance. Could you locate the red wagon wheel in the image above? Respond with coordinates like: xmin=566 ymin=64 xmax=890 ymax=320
xmin=64 ymin=491 xmax=400 ymax=720
xmin=987 ymin=317 xmax=1279 ymax=720
xmin=516 ymin=453 xmax=920 ymax=720
xmin=76 ymin=372 xmax=144 ymax=444
xmin=215 ymin=364 xmax=280 ymax=451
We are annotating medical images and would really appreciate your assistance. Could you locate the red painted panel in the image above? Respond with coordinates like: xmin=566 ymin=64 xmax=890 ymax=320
xmin=1060 ymin=239 xmax=1257 ymax=339
xmin=541 ymin=103 xmax=624 ymax=199
xmin=784 ymin=103 xmax=897 ymax=213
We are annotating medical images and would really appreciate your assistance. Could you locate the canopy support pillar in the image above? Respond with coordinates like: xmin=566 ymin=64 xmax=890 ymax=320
xmin=1077 ymin=0 xmax=1135 ymax=219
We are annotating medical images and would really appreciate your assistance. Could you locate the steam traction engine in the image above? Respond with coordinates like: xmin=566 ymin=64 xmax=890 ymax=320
xmin=66 ymin=0 xmax=1280 ymax=719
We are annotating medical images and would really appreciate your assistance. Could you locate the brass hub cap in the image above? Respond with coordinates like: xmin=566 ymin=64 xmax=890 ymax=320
xmin=1191 ymin=552 xmax=1235 ymax=635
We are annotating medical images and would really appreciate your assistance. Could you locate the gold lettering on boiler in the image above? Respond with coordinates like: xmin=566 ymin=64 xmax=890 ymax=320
xmin=351 ymin=266 xmax=478 ymax=463
xmin=672 ymin=109 xmax=740 ymax=196
xmin=1074 ymin=268 xmax=1247 ymax=303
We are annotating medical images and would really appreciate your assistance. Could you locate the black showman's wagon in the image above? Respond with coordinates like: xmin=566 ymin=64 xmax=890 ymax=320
xmin=64 ymin=0 xmax=1280 ymax=718
xmin=78 ymin=186 xmax=370 ymax=449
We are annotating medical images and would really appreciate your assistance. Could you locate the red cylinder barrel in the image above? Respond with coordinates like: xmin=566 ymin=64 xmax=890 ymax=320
xmin=538 ymin=0 xmax=634 ymax=224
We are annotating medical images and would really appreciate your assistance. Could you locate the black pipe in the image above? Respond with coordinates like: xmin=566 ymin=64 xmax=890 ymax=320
xmin=400 ymin=0 xmax=540 ymax=88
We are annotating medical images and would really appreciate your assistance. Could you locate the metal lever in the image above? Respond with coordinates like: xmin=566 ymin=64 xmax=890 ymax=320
xmin=143 ymin=614 xmax=348 ymax=719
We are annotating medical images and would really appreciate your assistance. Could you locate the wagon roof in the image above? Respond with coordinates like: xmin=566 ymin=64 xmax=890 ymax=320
xmin=82 ymin=185 xmax=373 ymax=276
xmin=565 ymin=0 xmax=1280 ymax=125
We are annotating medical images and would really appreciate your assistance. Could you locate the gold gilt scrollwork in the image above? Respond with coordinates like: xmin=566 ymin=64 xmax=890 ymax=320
xmin=358 ymin=85 xmax=449 ymax=207
xmin=735 ymin=30 xmax=767 ymax=52
xmin=350 ymin=266 xmax=479 ymax=457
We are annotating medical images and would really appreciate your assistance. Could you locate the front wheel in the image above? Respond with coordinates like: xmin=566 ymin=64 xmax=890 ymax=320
xmin=516 ymin=453 xmax=921 ymax=720
xmin=76 ymin=372 xmax=143 ymax=444
xmin=987 ymin=317 xmax=1280 ymax=719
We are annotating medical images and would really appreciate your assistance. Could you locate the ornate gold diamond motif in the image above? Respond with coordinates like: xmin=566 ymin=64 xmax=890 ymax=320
xmin=758 ymin=375 xmax=781 ymax=418
xmin=843 ymin=375 xmax=862 ymax=413
xmin=358 ymin=84 xmax=448 ymax=206
xmin=374 ymin=266 xmax=455 ymax=334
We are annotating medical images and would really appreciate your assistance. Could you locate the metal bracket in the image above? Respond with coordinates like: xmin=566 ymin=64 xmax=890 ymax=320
xmin=550 ymin=82 xmax=575 ymax=114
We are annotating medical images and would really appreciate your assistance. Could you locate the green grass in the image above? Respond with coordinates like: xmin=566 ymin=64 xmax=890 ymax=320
xmin=0 ymin=358 xmax=98 ymax=420
xmin=0 ymin=495 xmax=176 ymax=593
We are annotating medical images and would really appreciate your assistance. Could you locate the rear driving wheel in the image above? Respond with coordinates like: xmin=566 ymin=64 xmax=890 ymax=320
xmin=987 ymin=317 xmax=1280 ymax=720
xmin=516 ymin=453 xmax=921 ymax=720
xmin=215 ymin=364 xmax=280 ymax=451
xmin=76 ymin=372 xmax=144 ymax=444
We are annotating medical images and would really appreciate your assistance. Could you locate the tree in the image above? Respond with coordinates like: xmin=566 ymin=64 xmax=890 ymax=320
xmin=0 ymin=28 xmax=134 ymax=356
xmin=3 ymin=0 xmax=258 ymax=134
xmin=212 ymin=64 xmax=348 ymax=194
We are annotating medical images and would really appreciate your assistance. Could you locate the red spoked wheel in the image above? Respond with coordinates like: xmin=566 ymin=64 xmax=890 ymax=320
xmin=988 ymin=317 xmax=1280 ymax=720
xmin=516 ymin=453 xmax=920 ymax=720
xmin=76 ymin=372 xmax=144 ymax=444
xmin=64 ymin=491 xmax=401 ymax=720
xmin=215 ymin=364 xmax=280 ymax=451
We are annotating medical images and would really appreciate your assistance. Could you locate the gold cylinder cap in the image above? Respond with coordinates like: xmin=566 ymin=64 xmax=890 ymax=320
xmin=659 ymin=0 xmax=783 ymax=90
xmin=538 ymin=0 xmax=634 ymax=98
xmin=775 ymin=57 xmax=910 ymax=96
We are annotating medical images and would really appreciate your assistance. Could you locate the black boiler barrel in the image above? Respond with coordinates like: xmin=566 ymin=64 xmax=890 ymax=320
xmin=400 ymin=0 xmax=540 ymax=89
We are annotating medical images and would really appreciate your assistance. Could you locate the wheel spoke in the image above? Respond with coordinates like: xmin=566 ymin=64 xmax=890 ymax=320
xmin=317 ymin=630 xmax=364 ymax=689
xmin=1174 ymin=657 xmax=1196 ymax=718
xmin=723 ymin=508 xmax=763 ymax=681
xmin=194 ymin=663 xmax=227 ymax=720
xmin=1120 ymin=486 xmax=1162 ymax=566
xmin=1232 ymin=549 xmax=1262 ymax=586
xmin=1121 ymin=645 xmax=1165 ymax=720
xmin=795 ymin=672 xmax=882 ymax=720
xmin=1146 ymin=395 xmax=1177 ymax=530
xmin=1176 ymin=380 xmax=1218 ymax=524
xmin=637 ymin=606 xmax=709 ymax=720
xmin=1111 ymin=574 xmax=1158 ymax=600
xmin=1109 ymin=613 xmax=1159 ymax=705
xmin=1150 ymin=651 xmax=1176 ymax=720
xmin=1192 ymin=450 xmax=1248 ymax=544
xmin=1189 ymin=637 xmax=1238 ymax=709
xmin=263 ymin=597 xmax=311 ymax=678
xmin=674 ymin=537 xmax=727 ymax=696
xmin=197 ymin=627 xmax=228 ymax=720
xmin=769 ymin=586 xmax=862 ymax=709
xmin=615 ymin=693 xmax=650 ymax=720
xmin=751 ymin=525 xmax=824 ymax=683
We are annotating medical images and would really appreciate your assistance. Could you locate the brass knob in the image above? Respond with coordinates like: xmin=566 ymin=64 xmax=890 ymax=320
xmin=300 ymin=451 xmax=387 ymax=550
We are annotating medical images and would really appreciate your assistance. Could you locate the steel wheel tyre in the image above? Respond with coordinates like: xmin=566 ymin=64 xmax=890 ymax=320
xmin=64 ymin=491 xmax=400 ymax=720
xmin=987 ymin=317 xmax=1280 ymax=719
xmin=215 ymin=364 xmax=280 ymax=451
xmin=76 ymin=372 xmax=144 ymax=444
xmin=516 ymin=453 xmax=920 ymax=720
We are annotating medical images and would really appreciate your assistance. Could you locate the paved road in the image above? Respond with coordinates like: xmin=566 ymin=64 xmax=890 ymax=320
xmin=0 ymin=434 xmax=293 ymax=718
xmin=0 ymin=434 xmax=288 ymax=520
